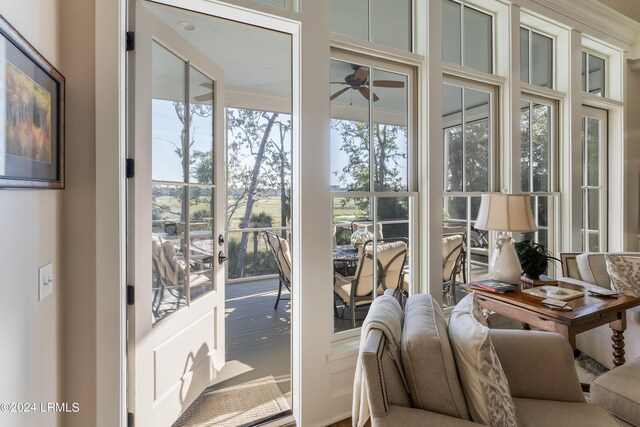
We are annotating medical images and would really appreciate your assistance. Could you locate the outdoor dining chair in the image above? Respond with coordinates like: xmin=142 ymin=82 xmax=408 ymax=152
xmin=263 ymin=231 xmax=293 ymax=309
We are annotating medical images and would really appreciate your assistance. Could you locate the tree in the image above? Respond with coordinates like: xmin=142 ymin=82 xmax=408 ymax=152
xmin=227 ymin=109 xmax=291 ymax=277
xmin=332 ymin=119 xmax=408 ymax=233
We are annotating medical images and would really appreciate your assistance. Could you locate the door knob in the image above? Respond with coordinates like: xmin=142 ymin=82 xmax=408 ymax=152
xmin=218 ymin=251 xmax=228 ymax=265
xmin=218 ymin=234 xmax=225 ymax=246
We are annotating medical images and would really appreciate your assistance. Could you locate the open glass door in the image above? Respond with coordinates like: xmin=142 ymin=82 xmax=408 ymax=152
xmin=128 ymin=3 xmax=226 ymax=426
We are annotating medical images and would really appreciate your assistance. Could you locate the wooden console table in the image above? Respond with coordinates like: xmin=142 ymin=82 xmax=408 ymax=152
xmin=466 ymin=282 xmax=640 ymax=367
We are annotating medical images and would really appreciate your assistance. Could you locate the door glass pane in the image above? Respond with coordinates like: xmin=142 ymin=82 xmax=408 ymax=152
xmin=443 ymin=84 xmax=463 ymax=192
xmin=371 ymin=0 xmax=411 ymax=51
xmin=189 ymin=67 xmax=214 ymax=185
xmin=464 ymin=88 xmax=490 ymax=192
xmin=330 ymin=60 xmax=371 ymax=192
xmin=520 ymin=28 xmax=529 ymax=83
xmin=152 ymin=185 xmax=187 ymax=322
xmin=443 ymin=0 xmax=462 ymax=65
xmin=531 ymin=32 xmax=552 ymax=88
xmin=190 ymin=187 xmax=214 ymax=300
xmin=372 ymin=69 xmax=408 ymax=191
xmin=152 ymin=42 xmax=186 ymax=183
xmin=520 ymin=100 xmax=531 ymax=192
xmin=464 ymin=7 xmax=492 ymax=73
xmin=586 ymin=117 xmax=600 ymax=186
xmin=331 ymin=0 xmax=368 ymax=41
xmin=588 ymin=54 xmax=605 ymax=96
xmin=588 ymin=189 xmax=600 ymax=251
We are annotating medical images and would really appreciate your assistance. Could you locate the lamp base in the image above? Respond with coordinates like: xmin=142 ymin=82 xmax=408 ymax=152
xmin=489 ymin=234 xmax=522 ymax=285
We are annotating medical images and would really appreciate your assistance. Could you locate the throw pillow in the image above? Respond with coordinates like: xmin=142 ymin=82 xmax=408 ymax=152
xmin=448 ymin=293 xmax=517 ymax=427
xmin=605 ymin=255 xmax=640 ymax=297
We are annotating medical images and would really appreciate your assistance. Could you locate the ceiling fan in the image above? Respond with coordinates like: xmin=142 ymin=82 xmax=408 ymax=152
xmin=330 ymin=64 xmax=405 ymax=102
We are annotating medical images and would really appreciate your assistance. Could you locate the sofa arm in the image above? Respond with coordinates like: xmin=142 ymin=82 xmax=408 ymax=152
xmin=489 ymin=329 xmax=585 ymax=402
xmin=372 ymin=405 xmax=484 ymax=427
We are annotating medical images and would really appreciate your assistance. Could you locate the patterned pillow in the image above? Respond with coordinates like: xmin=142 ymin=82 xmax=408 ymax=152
xmin=605 ymin=255 xmax=640 ymax=297
xmin=448 ymin=293 xmax=517 ymax=426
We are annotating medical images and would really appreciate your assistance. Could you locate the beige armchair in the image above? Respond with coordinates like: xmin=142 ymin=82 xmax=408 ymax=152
xmin=357 ymin=293 xmax=620 ymax=426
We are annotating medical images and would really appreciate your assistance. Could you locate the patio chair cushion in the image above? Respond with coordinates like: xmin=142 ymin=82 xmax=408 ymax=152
xmin=443 ymin=235 xmax=464 ymax=281
xmin=357 ymin=241 xmax=407 ymax=296
xmin=448 ymin=293 xmax=517 ymax=426
xmin=605 ymin=254 xmax=640 ymax=297
xmin=401 ymin=294 xmax=469 ymax=419
xmin=266 ymin=233 xmax=292 ymax=282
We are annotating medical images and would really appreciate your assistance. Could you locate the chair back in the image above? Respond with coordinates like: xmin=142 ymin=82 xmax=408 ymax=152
xmin=264 ymin=231 xmax=292 ymax=283
xmin=152 ymin=236 xmax=185 ymax=288
xmin=354 ymin=239 xmax=408 ymax=297
xmin=443 ymin=233 xmax=466 ymax=282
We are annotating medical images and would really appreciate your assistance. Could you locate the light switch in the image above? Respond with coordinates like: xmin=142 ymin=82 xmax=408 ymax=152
xmin=39 ymin=262 xmax=54 ymax=301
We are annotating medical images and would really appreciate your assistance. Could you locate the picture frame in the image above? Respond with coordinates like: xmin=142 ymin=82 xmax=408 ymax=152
xmin=0 ymin=14 xmax=65 ymax=189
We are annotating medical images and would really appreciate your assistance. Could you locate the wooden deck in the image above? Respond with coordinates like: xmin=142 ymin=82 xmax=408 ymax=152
xmin=208 ymin=278 xmax=292 ymax=404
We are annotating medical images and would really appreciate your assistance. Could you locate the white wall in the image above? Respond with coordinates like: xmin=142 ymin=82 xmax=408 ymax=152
xmin=0 ymin=1 xmax=63 ymax=426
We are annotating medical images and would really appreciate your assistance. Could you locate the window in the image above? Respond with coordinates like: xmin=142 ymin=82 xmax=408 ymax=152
xmin=442 ymin=0 xmax=493 ymax=73
xmin=582 ymin=51 xmax=606 ymax=96
xmin=331 ymin=0 xmax=412 ymax=51
xmin=520 ymin=97 xmax=557 ymax=252
xmin=442 ymin=78 xmax=496 ymax=306
xmin=581 ymin=107 xmax=608 ymax=251
xmin=330 ymin=55 xmax=415 ymax=332
xmin=520 ymin=27 xmax=553 ymax=88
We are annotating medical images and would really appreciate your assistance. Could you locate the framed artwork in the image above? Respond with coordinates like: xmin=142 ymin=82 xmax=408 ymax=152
xmin=0 ymin=15 xmax=65 ymax=189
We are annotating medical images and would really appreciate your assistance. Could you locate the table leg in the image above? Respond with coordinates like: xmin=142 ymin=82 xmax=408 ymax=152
xmin=521 ymin=322 xmax=531 ymax=330
xmin=612 ymin=329 xmax=626 ymax=367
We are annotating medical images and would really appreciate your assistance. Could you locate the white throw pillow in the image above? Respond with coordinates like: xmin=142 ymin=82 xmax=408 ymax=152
xmin=448 ymin=293 xmax=517 ymax=427
xmin=605 ymin=254 xmax=640 ymax=297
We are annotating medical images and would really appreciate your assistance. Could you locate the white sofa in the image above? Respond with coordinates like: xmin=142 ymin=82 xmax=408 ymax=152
xmin=560 ymin=252 xmax=640 ymax=369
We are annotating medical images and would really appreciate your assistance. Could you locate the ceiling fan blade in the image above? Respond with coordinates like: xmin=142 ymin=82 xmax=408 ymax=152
xmin=354 ymin=67 xmax=369 ymax=81
xmin=372 ymin=80 xmax=405 ymax=88
xmin=199 ymin=82 xmax=213 ymax=89
xmin=359 ymin=87 xmax=380 ymax=102
xmin=330 ymin=87 xmax=350 ymax=101
xmin=193 ymin=92 xmax=213 ymax=103
xmin=330 ymin=82 xmax=349 ymax=85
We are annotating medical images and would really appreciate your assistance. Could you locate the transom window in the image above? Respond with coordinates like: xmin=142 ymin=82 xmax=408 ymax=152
xmin=520 ymin=27 xmax=553 ymax=88
xmin=582 ymin=51 xmax=606 ymax=96
xmin=442 ymin=0 xmax=493 ymax=74
xmin=331 ymin=0 xmax=412 ymax=51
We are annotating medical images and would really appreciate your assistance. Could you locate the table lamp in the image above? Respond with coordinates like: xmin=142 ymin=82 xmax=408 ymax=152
xmin=474 ymin=194 xmax=537 ymax=284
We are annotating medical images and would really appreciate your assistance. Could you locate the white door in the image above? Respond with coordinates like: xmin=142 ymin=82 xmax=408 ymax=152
xmin=128 ymin=3 xmax=226 ymax=426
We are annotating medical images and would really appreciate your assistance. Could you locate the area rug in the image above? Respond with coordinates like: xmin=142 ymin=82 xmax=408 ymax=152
xmin=575 ymin=353 xmax=608 ymax=384
xmin=173 ymin=376 xmax=290 ymax=427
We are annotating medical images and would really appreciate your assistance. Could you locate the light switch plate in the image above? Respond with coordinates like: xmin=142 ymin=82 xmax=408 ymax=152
xmin=39 ymin=262 xmax=54 ymax=301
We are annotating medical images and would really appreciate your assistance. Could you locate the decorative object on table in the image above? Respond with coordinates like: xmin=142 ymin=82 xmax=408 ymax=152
xmin=0 ymin=15 xmax=65 ymax=189
xmin=350 ymin=223 xmax=374 ymax=247
xmin=521 ymin=285 xmax=583 ymax=301
xmin=515 ymin=239 xmax=560 ymax=284
xmin=474 ymin=193 xmax=537 ymax=284
xmin=469 ymin=279 xmax=518 ymax=293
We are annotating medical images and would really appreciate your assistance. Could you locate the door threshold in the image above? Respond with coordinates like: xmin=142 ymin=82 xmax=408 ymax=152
xmin=240 ymin=410 xmax=295 ymax=427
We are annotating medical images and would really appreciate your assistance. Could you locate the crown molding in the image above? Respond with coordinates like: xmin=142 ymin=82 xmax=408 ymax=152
xmin=520 ymin=0 xmax=640 ymax=50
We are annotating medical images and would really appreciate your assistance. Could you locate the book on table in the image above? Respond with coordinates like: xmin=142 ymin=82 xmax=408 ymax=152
xmin=470 ymin=280 xmax=518 ymax=293
xmin=522 ymin=285 xmax=584 ymax=301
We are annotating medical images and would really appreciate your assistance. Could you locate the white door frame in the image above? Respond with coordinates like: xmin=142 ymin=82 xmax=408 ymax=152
xmin=96 ymin=1 xmax=301 ymax=426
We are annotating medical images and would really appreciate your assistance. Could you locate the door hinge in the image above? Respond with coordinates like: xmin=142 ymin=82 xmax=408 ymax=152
xmin=126 ymin=31 xmax=135 ymax=52
xmin=127 ymin=412 xmax=134 ymax=427
xmin=127 ymin=285 xmax=135 ymax=306
xmin=126 ymin=158 xmax=135 ymax=179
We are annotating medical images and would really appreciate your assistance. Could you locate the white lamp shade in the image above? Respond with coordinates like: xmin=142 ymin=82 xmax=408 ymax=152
xmin=474 ymin=194 xmax=537 ymax=232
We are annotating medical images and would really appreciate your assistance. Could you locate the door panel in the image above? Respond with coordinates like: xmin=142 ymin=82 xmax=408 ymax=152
xmin=129 ymin=3 xmax=226 ymax=426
